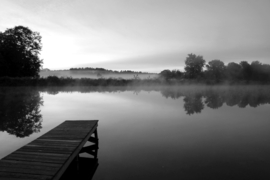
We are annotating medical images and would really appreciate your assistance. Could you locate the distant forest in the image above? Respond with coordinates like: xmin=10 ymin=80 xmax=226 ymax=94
xmin=69 ymin=67 xmax=147 ymax=74
xmin=159 ymin=53 xmax=270 ymax=84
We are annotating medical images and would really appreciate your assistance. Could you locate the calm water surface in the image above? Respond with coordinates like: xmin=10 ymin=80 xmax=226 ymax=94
xmin=1 ymin=86 xmax=270 ymax=179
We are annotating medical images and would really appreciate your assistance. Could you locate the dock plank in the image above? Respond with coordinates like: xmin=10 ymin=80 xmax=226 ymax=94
xmin=0 ymin=120 xmax=98 ymax=180
xmin=0 ymin=164 xmax=57 ymax=176
xmin=0 ymin=172 xmax=52 ymax=180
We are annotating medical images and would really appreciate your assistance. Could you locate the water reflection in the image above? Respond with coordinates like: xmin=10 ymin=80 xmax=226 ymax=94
xmin=1 ymin=86 xmax=270 ymax=179
xmin=0 ymin=88 xmax=43 ymax=137
xmin=184 ymin=94 xmax=204 ymax=115
xmin=2 ymin=86 xmax=270 ymax=137
xmin=204 ymin=91 xmax=224 ymax=109
xmin=40 ymin=86 xmax=270 ymax=115
xmin=61 ymin=157 xmax=98 ymax=180
xmin=160 ymin=86 xmax=270 ymax=115
xmin=60 ymin=129 xmax=99 ymax=180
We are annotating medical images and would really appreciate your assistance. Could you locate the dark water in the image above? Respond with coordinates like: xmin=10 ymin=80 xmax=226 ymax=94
xmin=1 ymin=86 xmax=270 ymax=179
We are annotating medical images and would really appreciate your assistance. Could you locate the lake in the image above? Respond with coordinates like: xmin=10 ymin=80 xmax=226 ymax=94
xmin=1 ymin=85 xmax=270 ymax=179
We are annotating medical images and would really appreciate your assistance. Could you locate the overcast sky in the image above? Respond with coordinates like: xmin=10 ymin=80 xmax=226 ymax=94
xmin=1 ymin=0 xmax=270 ymax=72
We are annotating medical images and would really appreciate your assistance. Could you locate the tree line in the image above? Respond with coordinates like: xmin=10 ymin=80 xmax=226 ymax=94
xmin=70 ymin=67 xmax=146 ymax=74
xmin=1 ymin=26 xmax=270 ymax=84
xmin=160 ymin=53 xmax=270 ymax=83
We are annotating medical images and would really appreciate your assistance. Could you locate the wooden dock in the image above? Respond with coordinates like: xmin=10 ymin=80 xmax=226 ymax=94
xmin=0 ymin=120 xmax=99 ymax=180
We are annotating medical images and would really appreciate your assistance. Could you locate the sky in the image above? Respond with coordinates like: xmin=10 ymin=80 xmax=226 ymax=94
xmin=1 ymin=0 xmax=270 ymax=73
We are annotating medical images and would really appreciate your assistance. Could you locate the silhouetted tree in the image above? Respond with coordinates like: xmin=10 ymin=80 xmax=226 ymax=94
xmin=0 ymin=88 xmax=43 ymax=137
xmin=250 ymin=61 xmax=270 ymax=82
xmin=240 ymin=61 xmax=252 ymax=82
xmin=0 ymin=26 xmax=42 ymax=77
xmin=0 ymin=52 xmax=8 ymax=76
xmin=226 ymin=62 xmax=242 ymax=81
xmin=184 ymin=53 xmax=205 ymax=79
xmin=159 ymin=70 xmax=171 ymax=80
xmin=250 ymin=61 xmax=261 ymax=81
xmin=262 ymin=64 xmax=270 ymax=82
xmin=205 ymin=59 xmax=226 ymax=82
xmin=171 ymin=69 xmax=183 ymax=79
xmin=159 ymin=69 xmax=183 ymax=80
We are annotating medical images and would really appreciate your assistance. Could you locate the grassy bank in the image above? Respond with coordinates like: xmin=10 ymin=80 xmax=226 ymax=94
xmin=0 ymin=76 xmax=164 ymax=87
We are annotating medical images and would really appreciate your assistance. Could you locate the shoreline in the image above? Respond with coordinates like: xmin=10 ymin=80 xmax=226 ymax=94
xmin=0 ymin=76 xmax=269 ymax=87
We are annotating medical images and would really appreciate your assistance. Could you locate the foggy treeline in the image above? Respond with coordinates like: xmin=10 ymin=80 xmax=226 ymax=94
xmin=160 ymin=53 xmax=270 ymax=84
xmin=69 ymin=67 xmax=146 ymax=74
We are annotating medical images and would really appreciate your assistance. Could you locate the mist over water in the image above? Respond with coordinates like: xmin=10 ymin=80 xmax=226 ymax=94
xmin=40 ymin=70 xmax=157 ymax=79
xmin=1 ymin=85 xmax=270 ymax=179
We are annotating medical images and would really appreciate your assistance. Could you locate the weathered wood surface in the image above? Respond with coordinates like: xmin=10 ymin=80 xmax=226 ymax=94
xmin=0 ymin=120 xmax=98 ymax=180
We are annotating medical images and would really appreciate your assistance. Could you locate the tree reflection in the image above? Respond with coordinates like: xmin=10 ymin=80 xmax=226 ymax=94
xmin=204 ymin=91 xmax=224 ymax=109
xmin=0 ymin=88 xmax=43 ymax=137
xmin=31 ymin=86 xmax=270 ymax=116
xmin=184 ymin=94 xmax=204 ymax=115
xmin=224 ymin=91 xmax=241 ymax=106
xmin=159 ymin=86 xmax=270 ymax=115
xmin=238 ymin=94 xmax=250 ymax=108
xmin=161 ymin=88 xmax=183 ymax=99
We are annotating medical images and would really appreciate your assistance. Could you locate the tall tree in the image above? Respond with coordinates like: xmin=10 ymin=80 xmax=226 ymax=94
xmin=262 ymin=64 xmax=270 ymax=82
xmin=226 ymin=62 xmax=242 ymax=81
xmin=205 ymin=59 xmax=226 ymax=82
xmin=0 ymin=26 xmax=42 ymax=77
xmin=240 ymin=61 xmax=252 ymax=82
xmin=184 ymin=53 xmax=205 ymax=79
xmin=250 ymin=61 xmax=266 ymax=82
